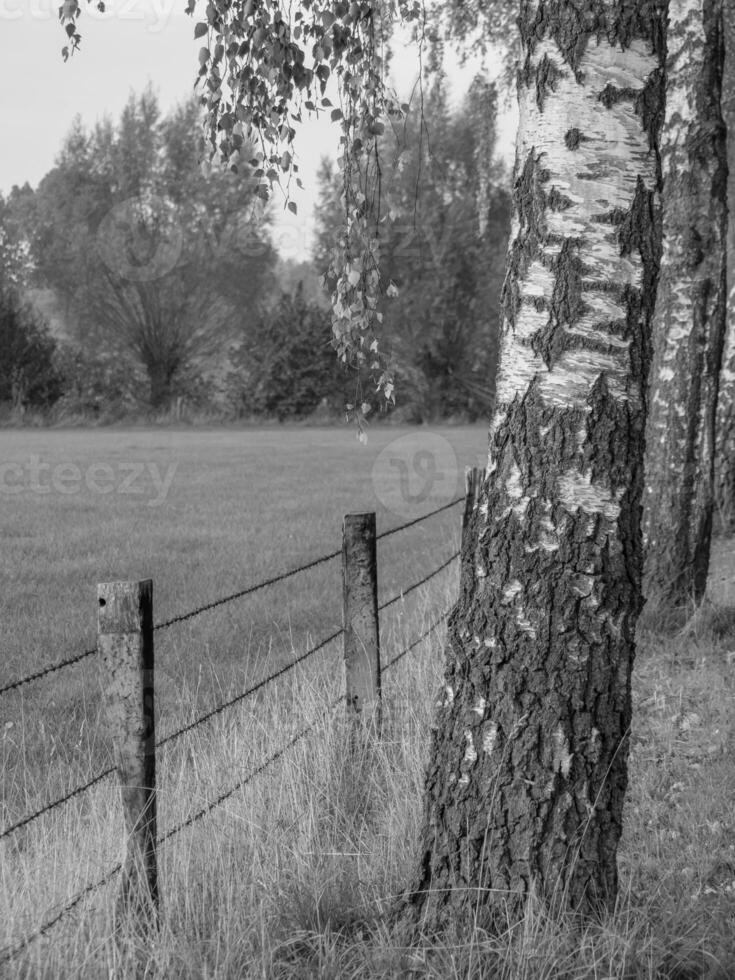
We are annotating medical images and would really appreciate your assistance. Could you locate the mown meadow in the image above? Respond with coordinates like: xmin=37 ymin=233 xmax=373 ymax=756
xmin=1 ymin=424 xmax=734 ymax=978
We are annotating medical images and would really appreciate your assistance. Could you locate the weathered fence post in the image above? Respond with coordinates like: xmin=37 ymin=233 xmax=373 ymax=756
xmin=342 ymin=513 xmax=381 ymax=730
xmin=97 ymin=579 xmax=158 ymax=931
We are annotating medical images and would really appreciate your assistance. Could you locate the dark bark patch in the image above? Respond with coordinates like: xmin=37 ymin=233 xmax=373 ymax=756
xmin=617 ymin=174 xmax=660 ymax=396
xmin=592 ymin=206 xmax=629 ymax=226
xmin=584 ymin=374 xmax=637 ymax=493
xmin=528 ymin=294 xmax=550 ymax=314
xmin=496 ymin=378 xmax=586 ymax=500
xmin=635 ymin=66 xmax=666 ymax=151
xmin=697 ymin=0 xmax=727 ymax=200
xmin=611 ymin=1 xmax=666 ymax=58
xmin=548 ymin=186 xmax=574 ymax=211
xmin=535 ymin=52 xmax=564 ymax=110
xmin=502 ymin=150 xmax=549 ymax=331
xmin=564 ymin=127 xmax=585 ymax=150
xmin=620 ymin=283 xmax=649 ymax=392
xmin=520 ymin=0 xmax=599 ymax=75
xmin=520 ymin=1 xmax=665 ymax=83
xmin=619 ymin=176 xmax=659 ymax=270
xmin=599 ymin=83 xmax=638 ymax=109
xmin=531 ymin=239 xmax=583 ymax=368
xmin=685 ymin=226 xmax=705 ymax=269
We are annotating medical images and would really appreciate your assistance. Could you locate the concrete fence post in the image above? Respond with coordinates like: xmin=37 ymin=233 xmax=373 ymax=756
xmin=342 ymin=513 xmax=381 ymax=730
xmin=97 ymin=579 xmax=158 ymax=930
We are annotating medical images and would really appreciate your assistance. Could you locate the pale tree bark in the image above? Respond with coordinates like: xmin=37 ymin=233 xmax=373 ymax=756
xmin=717 ymin=305 xmax=735 ymax=526
xmin=643 ymin=0 xmax=727 ymax=610
xmin=397 ymin=0 xmax=665 ymax=934
xmin=717 ymin=1 xmax=735 ymax=529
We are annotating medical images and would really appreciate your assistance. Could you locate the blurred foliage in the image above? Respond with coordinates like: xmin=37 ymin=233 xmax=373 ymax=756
xmin=315 ymin=74 xmax=510 ymax=422
xmin=422 ymin=0 xmax=518 ymax=80
xmin=14 ymin=88 xmax=276 ymax=410
xmin=0 ymin=188 xmax=34 ymax=290
xmin=0 ymin=69 xmax=511 ymax=424
xmin=227 ymin=283 xmax=354 ymax=420
xmin=0 ymin=285 xmax=62 ymax=414
xmin=51 ymin=344 xmax=141 ymax=420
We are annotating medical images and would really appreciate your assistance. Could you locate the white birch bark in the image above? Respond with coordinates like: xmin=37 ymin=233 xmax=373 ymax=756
xmin=402 ymin=0 xmax=665 ymax=931
xmin=716 ymin=302 xmax=735 ymax=525
xmin=717 ymin=0 xmax=735 ymax=527
xmin=643 ymin=0 xmax=727 ymax=608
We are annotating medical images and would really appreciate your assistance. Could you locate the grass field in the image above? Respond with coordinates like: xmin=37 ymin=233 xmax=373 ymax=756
xmin=1 ymin=424 xmax=735 ymax=978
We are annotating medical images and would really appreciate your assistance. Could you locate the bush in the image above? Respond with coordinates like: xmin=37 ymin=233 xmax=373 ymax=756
xmin=52 ymin=344 xmax=140 ymax=420
xmin=228 ymin=284 xmax=353 ymax=421
xmin=0 ymin=287 xmax=62 ymax=415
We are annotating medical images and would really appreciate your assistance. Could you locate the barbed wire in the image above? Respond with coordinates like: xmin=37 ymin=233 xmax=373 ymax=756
xmin=0 ymin=646 xmax=97 ymax=697
xmin=0 ymin=550 xmax=342 ymax=699
xmin=1 ymin=497 xmax=463 ymax=698
xmin=382 ymin=609 xmax=452 ymax=673
xmin=0 ymin=497 xmax=464 ymax=932
xmin=376 ymin=495 xmax=464 ymax=541
xmin=159 ymin=693 xmax=347 ymax=846
xmin=0 ymin=687 xmax=344 ymax=963
xmin=0 ymin=604 xmax=453 ymax=965
xmin=1 ymin=545 xmax=455 ymax=843
xmin=153 ymin=547 xmax=342 ymax=631
xmin=157 ymin=626 xmax=344 ymax=749
xmin=0 ymin=767 xmax=115 ymax=842
xmin=378 ymin=551 xmax=459 ymax=613
xmin=158 ymin=544 xmax=459 ymax=751
xmin=0 ymin=863 xmax=121 ymax=967
xmin=158 ymin=605 xmax=452 ymax=846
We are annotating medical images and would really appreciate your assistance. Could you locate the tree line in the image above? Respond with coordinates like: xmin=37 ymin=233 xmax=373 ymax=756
xmin=0 ymin=78 xmax=510 ymax=424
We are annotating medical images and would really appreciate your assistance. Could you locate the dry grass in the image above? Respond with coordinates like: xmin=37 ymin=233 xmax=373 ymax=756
xmin=1 ymin=425 xmax=734 ymax=978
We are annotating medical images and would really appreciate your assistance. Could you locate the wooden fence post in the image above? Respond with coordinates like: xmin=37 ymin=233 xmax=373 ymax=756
xmin=97 ymin=579 xmax=158 ymax=930
xmin=342 ymin=513 xmax=381 ymax=729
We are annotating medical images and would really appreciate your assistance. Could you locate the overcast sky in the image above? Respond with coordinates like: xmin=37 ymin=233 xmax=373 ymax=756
xmin=0 ymin=0 xmax=516 ymax=259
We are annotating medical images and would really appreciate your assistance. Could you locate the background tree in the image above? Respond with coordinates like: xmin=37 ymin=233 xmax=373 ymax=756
xmin=717 ymin=1 xmax=735 ymax=529
xmin=228 ymin=283 xmax=350 ymax=420
xmin=642 ymin=0 xmax=727 ymax=610
xmin=717 ymin=306 xmax=735 ymax=527
xmin=26 ymin=89 xmax=276 ymax=409
xmin=384 ymin=77 xmax=510 ymax=420
xmin=0 ymin=188 xmax=35 ymax=290
xmin=397 ymin=0 xmax=665 ymax=934
xmin=314 ymin=76 xmax=511 ymax=421
xmin=26 ymin=117 xmax=110 ymax=336
xmin=0 ymin=200 xmax=61 ymax=415
xmin=0 ymin=286 xmax=61 ymax=415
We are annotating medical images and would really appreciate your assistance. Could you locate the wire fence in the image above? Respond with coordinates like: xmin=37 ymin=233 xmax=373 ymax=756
xmin=0 ymin=496 xmax=462 ymax=699
xmin=0 ymin=494 xmax=465 ymax=967
xmin=0 ymin=610 xmax=452 ymax=968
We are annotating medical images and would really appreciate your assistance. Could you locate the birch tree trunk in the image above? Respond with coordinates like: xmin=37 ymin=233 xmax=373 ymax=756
xmin=397 ymin=0 xmax=665 ymax=933
xmin=717 ymin=307 xmax=735 ymax=527
xmin=643 ymin=0 xmax=727 ymax=610
xmin=717 ymin=2 xmax=735 ymax=529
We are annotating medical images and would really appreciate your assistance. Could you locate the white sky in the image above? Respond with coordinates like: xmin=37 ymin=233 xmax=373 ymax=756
xmin=0 ymin=0 xmax=516 ymax=259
